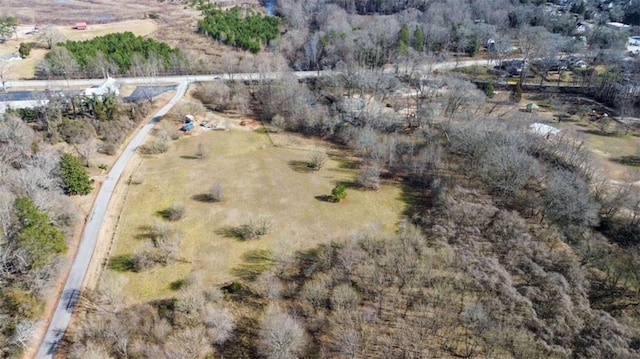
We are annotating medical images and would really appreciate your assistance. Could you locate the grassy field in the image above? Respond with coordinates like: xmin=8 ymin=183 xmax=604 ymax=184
xmin=59 ymin=19 xmax=157 ymax=41
xmin=104 ymin=125 xmax=406 ymax=302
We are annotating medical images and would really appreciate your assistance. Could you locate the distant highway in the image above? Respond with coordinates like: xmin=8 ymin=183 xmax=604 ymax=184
xmin=35 ymin=81 xmax=190 ymax=359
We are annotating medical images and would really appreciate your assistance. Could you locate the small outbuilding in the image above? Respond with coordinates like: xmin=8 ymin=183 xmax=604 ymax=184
xmin=526 ymin=103 xmax=539 ymax=112
xmin=74 ymin=22 xmax=88 ymax=30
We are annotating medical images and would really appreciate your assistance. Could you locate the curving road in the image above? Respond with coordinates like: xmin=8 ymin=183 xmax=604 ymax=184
xmin=35 ymin=81 xmax=190 ymax=359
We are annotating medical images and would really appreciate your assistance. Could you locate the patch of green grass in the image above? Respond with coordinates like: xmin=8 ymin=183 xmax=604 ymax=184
xmin=108 ymin=126 xmax=405 ymax=301
xmin=169 ymin=278 xmax=189 ymax=290
xmin=108 ymin=254 xmax=136 ymax=272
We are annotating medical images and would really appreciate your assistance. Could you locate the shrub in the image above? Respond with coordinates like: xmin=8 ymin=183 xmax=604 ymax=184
xmin=132 ymin=247 xmax=173 ymax=272
xmin=18 ymin=42 xmax=32 ymax=58
xmin=271 ymin=114 xmax=286 ymax=131
xmin=98 ymin=142 xmax=117 ymax=155
xmin=308 ymin=149 xmax=328 ymax=170
xmin=484 ymin=82 xmax=495 ymax=98
xmin=206 ymin=183 xmax=224 ymax=202
xmin=130 ymin=173 xmax=145 ymax=184
xmin=237 ymin=216 xmax=272 ymax=240
xmin=161 ymin=202 xmax=186 ymax=221
xmin=356 ymin=165 xmax=381 ymax=190
xmin=140 ymin=138 xmax=169 ymax=154
xmin=196 ymin=142 xmax=209 ymax=159
xmin=331 ymin=184 xmax=347 ymax=203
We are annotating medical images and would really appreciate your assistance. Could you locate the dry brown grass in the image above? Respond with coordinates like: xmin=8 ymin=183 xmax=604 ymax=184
xmin=104 ymin=116 xmax=406 ymax=302
xmin=59 ymin=19 xmax=157 ymax=41
xmin=0 ymin=0 xmax=263 ymax=78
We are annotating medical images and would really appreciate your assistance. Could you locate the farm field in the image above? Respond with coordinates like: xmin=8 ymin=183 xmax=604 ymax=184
xmin=103 ymin=120 xmax=406 ymax=302
xmin=0 ymin=19 xmax=158 ymax=80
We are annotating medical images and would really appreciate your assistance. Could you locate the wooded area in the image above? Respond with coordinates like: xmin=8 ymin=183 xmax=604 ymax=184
xmin=0 ymin=92 xmax=149 ymax=357
xmin=197 ymin=5 xmax=280 ymax=53
xmin=40 ymin=32 xmax=184 ymax=78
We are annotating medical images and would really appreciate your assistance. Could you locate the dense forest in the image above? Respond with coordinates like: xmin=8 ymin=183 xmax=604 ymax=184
xmin=197 ymin=5 xmax=280 ymax=53
xmin=40 ymin=32 xmax=186 ymax=79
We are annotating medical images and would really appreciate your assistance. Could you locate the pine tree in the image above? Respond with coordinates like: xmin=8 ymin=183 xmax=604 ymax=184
xmin=14 ymin=197 xmax=66 ymax=268
xmin=413 ymin=26 xmax=424 ymax=53
xmin=398 ymin=24 xmax=410 ymax=56
xmin=59 ymin=153 xmax=94 ymax=195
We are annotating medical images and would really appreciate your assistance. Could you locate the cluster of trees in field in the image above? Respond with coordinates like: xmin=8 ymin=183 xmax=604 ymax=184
xmin=39 ymin=32 xmax=191 ymax=79
xmin=197 ymin=5 xmax=280 ymax=53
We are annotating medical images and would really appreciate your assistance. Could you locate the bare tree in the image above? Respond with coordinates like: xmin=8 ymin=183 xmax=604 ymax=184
xmin=444 ymin=77 xmax=486 ymax=118
xmin=259 ymin=305 xmax=307 ymax=359
xmin=0 ymin=60 xmax=12 ymax=91
xmin=37 ymin=25 xmax=65 ymax=49
xmin=308 ymin=149 xmax=327 ymax=170
xmin=204 ymin=306 xmax=236 ymax=345
xmin=206 ymin=183 xmax=224 ymax=202
xmin=195 ymin=142 xmax=209 ymax=160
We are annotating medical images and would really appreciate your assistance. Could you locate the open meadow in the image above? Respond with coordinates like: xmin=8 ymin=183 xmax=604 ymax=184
xmin=103 ymin=120 xmax=406 ymax=302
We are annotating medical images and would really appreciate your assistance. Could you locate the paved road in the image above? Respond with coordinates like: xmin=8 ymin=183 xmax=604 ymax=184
xmin=35 ymin=81 xmax=190 ymax=359
xmin=4 ymin=58 xmax=503 ymax=90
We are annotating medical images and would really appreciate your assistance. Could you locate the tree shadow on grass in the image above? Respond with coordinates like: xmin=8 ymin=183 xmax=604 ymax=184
xmin=192 ymin=194 xmax=217 ymax=203
xmin=287 ymin=160 xmax=315 ymax=173
xmin=215 ymin=226 xmax=248 ymax=241
xmin=398 ymin=184 xmax=428 ymax=222
xmin=180 ymin=155 xmax=200 ymax=160
xmin=611 ymin=155 xmax=640 ymax=167
xmin=314 ymin=194 xmax=334 ymax=202
xmin=108 ymin=254 xmax=136 ymax=272
xmin=169 ymin=278 xmax=189 ymax=291
xmin=230 ymin=249 xmax=275 ymax=280
xmin=135 ymin=224 xmax=155 ymax=240
xmin=218 ymin=316 xmax=260 ymax=358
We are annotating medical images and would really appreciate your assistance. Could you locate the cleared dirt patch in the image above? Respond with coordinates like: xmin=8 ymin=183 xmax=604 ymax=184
xmin=103 ymin=120 xmax=406 ymax=302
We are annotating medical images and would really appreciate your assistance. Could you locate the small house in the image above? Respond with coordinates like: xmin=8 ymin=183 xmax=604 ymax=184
xmin=84 ymin=77 xmax=119 ymax=97
xmin=74 ymin=22 xmax=88 ymax=30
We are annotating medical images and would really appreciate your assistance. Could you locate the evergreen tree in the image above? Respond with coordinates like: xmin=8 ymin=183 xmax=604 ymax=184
xmin=59 ymin=153 xmax=93 ymax=195
xmin=413 ymin=25 xmax=424 ymax=53
xmin=14 ymin=197 xmax=66 ymax=268
xmin=398 ymin=24 xmax=410 ymax=56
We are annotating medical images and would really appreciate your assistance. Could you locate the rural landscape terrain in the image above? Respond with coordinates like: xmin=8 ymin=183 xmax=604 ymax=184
xmin=1 ymin=0 xmax=640 ymax=358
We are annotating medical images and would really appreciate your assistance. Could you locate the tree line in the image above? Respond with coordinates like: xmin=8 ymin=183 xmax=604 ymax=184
xmin=40 ymin=32 xmax=187 ymax=79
